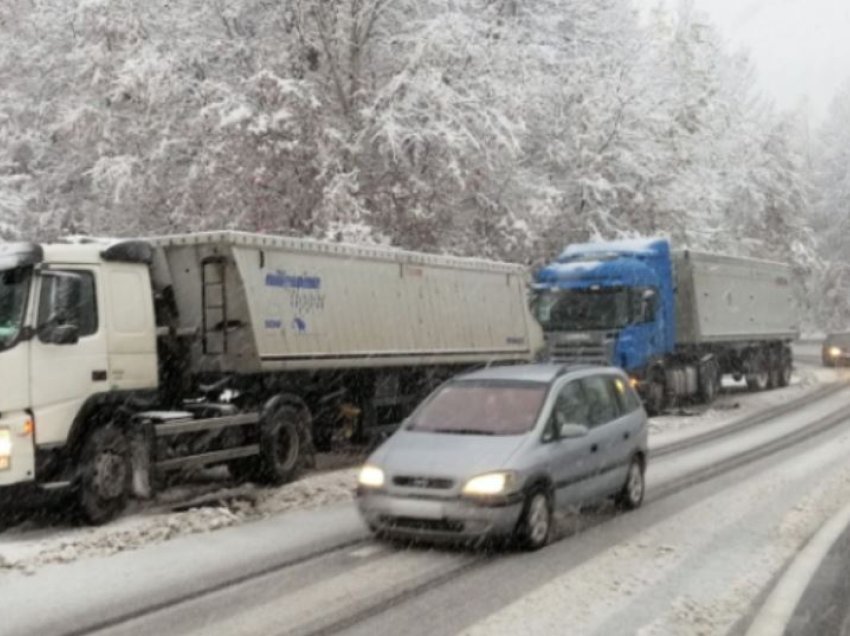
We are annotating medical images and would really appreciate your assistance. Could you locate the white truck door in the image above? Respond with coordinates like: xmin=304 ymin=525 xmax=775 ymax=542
xmin=29 ymin=267 xmax=110 ymax=446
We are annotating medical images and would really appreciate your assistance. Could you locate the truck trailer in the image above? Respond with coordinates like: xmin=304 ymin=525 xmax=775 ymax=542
xmin=0 ymin=231 xmax=543 ymax=522
xmin=532 ymin=238 xmax=799 ymax=413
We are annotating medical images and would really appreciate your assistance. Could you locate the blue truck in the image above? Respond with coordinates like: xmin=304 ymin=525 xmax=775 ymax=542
xmin=532 ymin=238 xmax=799 ymax=413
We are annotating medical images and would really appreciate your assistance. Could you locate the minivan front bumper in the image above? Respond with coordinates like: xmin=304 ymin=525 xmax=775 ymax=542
xmin=356 ymin=490 xmax=524 ymax=541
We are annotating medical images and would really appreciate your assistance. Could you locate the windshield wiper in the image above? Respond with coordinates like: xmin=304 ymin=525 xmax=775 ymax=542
xmin=429 ymin=428 xmax=497 ymax=436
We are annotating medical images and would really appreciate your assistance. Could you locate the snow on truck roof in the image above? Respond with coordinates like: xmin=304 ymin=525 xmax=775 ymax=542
xmin=149 ymin=231 xmax=526 ymax=273
xmin=559 ymin=237 xmax=669 ymax=260
xmin=20 ymin=231 xmax=527 ymax=273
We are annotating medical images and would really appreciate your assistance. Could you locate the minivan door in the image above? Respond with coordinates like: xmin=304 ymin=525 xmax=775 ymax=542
xmin=544 ymin=380 xmax=597 ymax=508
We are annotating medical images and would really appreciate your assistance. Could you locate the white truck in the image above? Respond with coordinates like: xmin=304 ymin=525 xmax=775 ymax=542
xmin=0 ymin=232 xmax=543 ymax=522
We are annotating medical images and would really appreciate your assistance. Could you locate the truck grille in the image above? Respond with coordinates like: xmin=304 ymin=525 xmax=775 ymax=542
xmin=548 ymin=341 xmax=611 ymax=365
xmin=393 ymin=476 xmax=454 ymax=490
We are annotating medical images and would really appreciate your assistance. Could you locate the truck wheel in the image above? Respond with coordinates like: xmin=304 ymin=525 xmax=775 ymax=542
xmin=698 ymin=361 xmax=720 ymax=404
xmin=778 ymin=352 xmax=792 ymax=387
xmin=766 ymin=349 xmax=782 ymax=389
xmin=78 ymin=425 xmax=130 ymax=525
xmin=257 ymin=405 xmax=303 ymax=485
xmin=644 ymin=370 xmax=666 ymax=416
xmin=745 ymin=353 xmax=769 ymax=392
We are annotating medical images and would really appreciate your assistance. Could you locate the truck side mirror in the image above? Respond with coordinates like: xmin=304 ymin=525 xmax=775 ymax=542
xmin=640 ymin=289 xmax=657 ymax=323
xmin=41 ymin=323 xmax=80 ymax=345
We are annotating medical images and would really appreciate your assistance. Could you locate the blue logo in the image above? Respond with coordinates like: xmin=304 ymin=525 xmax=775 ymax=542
xmin=265 ymin=271 xmax=321 ymax=290
xmin=292 ymin=317 xmax=307 ymax=333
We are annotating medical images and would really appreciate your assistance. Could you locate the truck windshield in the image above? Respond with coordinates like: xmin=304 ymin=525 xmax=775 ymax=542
xmin=532 ymin=288 xmax=630 ymax=331
xmin=0 ymin=267 xmax=30 ymax=350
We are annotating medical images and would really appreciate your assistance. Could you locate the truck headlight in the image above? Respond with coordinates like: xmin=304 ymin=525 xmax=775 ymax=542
xmin=0 ymin=427 xmax=11 ymax=470
xmin=357 ymin=465 xmax=385 ymax=488
xmin=462 ymin=472 xmax=516 ymax=496
xmin=829 ymin=346 xmax=842 ymax=358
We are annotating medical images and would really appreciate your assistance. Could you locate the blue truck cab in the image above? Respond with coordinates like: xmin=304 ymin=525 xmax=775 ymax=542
xmin=532 ymin=238 xmax=675 ymax=377
xmin=532 ymin=237 xmax=798 ymax=413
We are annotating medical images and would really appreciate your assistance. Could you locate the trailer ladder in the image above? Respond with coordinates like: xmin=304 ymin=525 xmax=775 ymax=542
xmin=201 ymin=256 xmax=228 ymax=355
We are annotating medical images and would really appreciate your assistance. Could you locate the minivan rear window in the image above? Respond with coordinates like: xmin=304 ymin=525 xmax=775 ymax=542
xmin=407 ymin=380 xmax=548 ymax=436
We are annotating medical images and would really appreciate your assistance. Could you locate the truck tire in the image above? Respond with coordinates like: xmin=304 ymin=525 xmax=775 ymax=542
xmin=745 ymin=352 xmax=769 ymax=392
xmin=256 ymin=405 xmax=303 ymax=485
xmin=778 ymin=350 xmax=792 ymax=387
xmin=78 ymin=425 xmax=131 ymax=525
xmin=698 ymin=360 xmax=720 ymax=404
xmin=767 ymin=349 xmax=782 ymax=389
xmin=644 ymin=369 xmax=666 ymax=416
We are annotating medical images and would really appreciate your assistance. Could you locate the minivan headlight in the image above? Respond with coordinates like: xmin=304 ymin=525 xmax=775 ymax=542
xmin=462 ymin=471 xmax=516 ymax=496
xmin=358 ymin=464 xmax=385 ymax=488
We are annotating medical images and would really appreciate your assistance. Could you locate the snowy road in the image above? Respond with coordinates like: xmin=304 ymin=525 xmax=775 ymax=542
xmin=3 ymin=361 xmax=848 ymax=636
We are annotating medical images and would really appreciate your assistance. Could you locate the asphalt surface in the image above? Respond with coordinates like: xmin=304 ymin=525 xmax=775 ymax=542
xmin=90 ymin=403 xmax=850 ymax=636
xmin=5 ymin=347 xmax=849 ymax=636
xmin=784 ymin=520 xmax=850 ymax=635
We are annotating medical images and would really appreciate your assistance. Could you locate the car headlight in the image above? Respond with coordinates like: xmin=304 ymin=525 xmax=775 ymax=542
xmin=0 ymin=427 xmax=10 ymax=471
xmin=357 ymin=464 xmax=385 ymax=488
xmin=829 ymin=346 xmax=842 ymax=358
xmin=462 ymin=472 xmax=517 ymax=496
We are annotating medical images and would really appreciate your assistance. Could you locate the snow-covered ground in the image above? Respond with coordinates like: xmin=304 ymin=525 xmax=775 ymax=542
xmin=0 ymin=468 xmax=357 ymax=574
xmin=0 ymin=360 xmax=841 ymax=576
xmin=648 ymin=362 xmax=840 ymax=444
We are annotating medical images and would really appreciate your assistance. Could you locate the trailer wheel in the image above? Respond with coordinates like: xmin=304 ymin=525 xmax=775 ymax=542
xmin=766 ymin=349 xmax=782 ymax=389
xmin=778 ymin=350 xmax=792 ymax=387
xmin=698 ymin=360 xmax=720 ymax=404
xmin=745 ymin=352 xmax=770 ymax=392
xmin=644 ymin=369 xmax=666 ymax=416
xmin=257 ymin=405 xmax=303 ymax=485
xmin=78 ymin=425 xmax=131 ymax=525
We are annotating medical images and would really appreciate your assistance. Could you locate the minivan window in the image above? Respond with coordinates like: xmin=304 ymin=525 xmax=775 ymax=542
xmin=407 ymin=380 xmax=548 ymax=436
xmin=581 ymin=376 xmax=620 ymax=427
xmin=612 ymin=376 xmax=641 ymax=413
xmin=552 ymin=380 xmax=591 ymax=430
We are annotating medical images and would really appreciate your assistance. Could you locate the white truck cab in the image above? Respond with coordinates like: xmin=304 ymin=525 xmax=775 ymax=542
xmin=0 ymin=232 xmax=543 ymax=524
xmin=0 ymin=241 xmax=157 ymax=491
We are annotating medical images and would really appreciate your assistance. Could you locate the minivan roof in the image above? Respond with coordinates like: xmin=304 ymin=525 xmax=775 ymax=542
xmin=456 ymin=363 xmax=617 ymax=384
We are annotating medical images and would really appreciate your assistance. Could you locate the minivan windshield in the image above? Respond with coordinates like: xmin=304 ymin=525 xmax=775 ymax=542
xmin=0 ymin=267 xmax=30 ymax=350
xmin=407 ymin=380 xmax=548 ymax=436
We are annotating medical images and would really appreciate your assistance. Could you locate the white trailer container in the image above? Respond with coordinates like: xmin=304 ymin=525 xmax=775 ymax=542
xmin=0 ymin=232 xmax=542 ymax=523
xmin=150 ymin=232 xmax=540 ymax=373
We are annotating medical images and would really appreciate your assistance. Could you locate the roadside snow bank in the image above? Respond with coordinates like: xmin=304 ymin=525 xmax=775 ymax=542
xmin=649 ymin=365 xmax=840 ymax=443
xmin=0 ymin=468 xmax=357 ymax=574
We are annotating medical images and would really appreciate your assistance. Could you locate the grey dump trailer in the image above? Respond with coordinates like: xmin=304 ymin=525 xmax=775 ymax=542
xmin=0 ymin=232 xmax=542 ymax=522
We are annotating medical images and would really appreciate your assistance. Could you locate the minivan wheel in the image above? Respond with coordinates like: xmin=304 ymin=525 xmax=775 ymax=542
xmin=616 ymin=458 xmax=645 ymax=511
xmin=516 ymin=488 xmax=552 ymax=551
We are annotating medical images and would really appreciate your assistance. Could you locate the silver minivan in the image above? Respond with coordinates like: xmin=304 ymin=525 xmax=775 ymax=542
xmin=356 ymin=364 xmax=649 ymax=550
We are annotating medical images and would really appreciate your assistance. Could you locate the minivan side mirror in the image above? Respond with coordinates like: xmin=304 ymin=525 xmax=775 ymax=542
xmin=559 ymin=423 xmax=589 ymax=439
